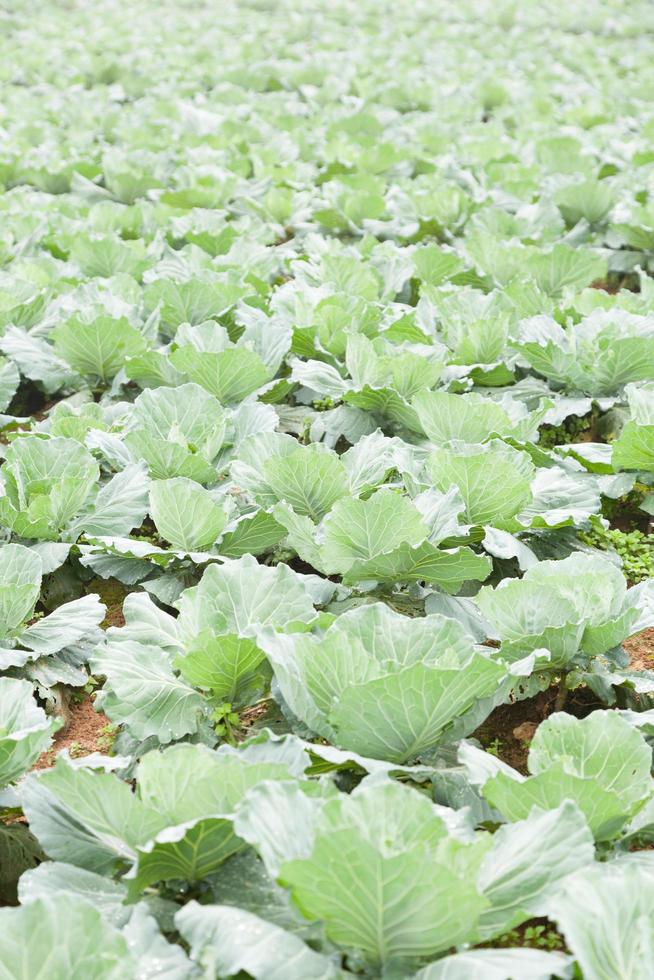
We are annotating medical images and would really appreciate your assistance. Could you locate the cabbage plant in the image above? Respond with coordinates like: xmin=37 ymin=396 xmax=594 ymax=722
xmin=612 ymin=383 xmax=654 ymax=474
xmin=261 ymin=602 xmax=512 ymax=763
xmin=21 ymin=742 xmax=308 ymax=895
xmin=0 ymin=543 xmax=105 ymax=690
xmin=232 ymin=776 xmax=591 ymax=971
xmin=512 ymin=311 xmax=654 ymax=396
xmin=0 ymin=435 xmax=148 ymax=542
xmin=0 ymin=678 xmax=59 ymax=791
xmin=91 ymin=555 xmax=329 ymax=742
xmin=461 ymin=711 xmax=654 ymax=842
xmin=477 ymin=553 xmax=654 ymax=677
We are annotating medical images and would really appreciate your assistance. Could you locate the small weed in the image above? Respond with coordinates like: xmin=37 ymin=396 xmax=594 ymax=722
xmin=266 ymin=546 xmax=296 ymax=566
xmin=492 ymin=922 xmax=566 ymax=952
xmin=581 ymin=525 xmax=654 ymax=583
xmin=312 ymin=396 xmax=336 ymax=411
xmin=485 ymin=737 xmax=504 ymax=757
xmin=212 ymin=702 xmax=241 ymax=745
xmin=96 ymin=723 xmax=118 ymax=753
xmin=70 ymin=676 xmax=99 ymax=703
xmin=538 ymin=413 xmax=593 ymax=449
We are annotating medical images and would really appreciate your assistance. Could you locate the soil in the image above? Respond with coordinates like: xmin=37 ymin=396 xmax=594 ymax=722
xmin=590 ymin=273 xmax=640 ymax=294
xmin=624 ymin=628 xmax=654 ymax=671
xmin=473 ymin=691 xmax=552 ymax=773
xmin=6 ymin=380 xmax=51 ymax=420
xmin=607 ymin=506 xmax=652 ymax=536
xmin=102 ymin=603 xmax=126 ymax=629
xmin=590 ymin=278 xmax=620 ymax=295
xmin=85 ymin=577 xmax=127 ymax=629
xmin=240 ymin=701 xmax=273 ymax=732
xmin=472 ymin=685 xmax=603 ymax=774
xmin=33 ymin=695 xmax=111 ymax=770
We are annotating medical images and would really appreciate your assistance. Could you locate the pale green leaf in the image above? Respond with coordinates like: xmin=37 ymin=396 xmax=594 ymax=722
xmin=150 ymin=478 xmax=227 ymax=551
xmin=176 ymin=903 xmax=344 ymax=980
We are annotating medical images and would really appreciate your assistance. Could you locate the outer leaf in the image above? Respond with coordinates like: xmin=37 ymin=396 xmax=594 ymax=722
xmin=477 ymin=801 xmax=595 ymax=936
xmin=0 ymin=824 xmax=44 ymax=906
xmin=149 ymin=478 xmax=227 ymax=551
xmin=21 ymin=758 xmax=164 ymax=874
xmin=170 ymin=345 xmax=271 ymax=403
xmin=121 ymin=904 xmax=196 ymax=980
xmin=17 ymin=593 xmax=105 ymax=655
xmin=343 ymin=540 xmax=492 ymax=592
xmin=0 ymin=543 xmax=42 ymax=637
xmin=0 ymin=678 xmax=60 ymax=787
xmin=19 ymin=862 xmax=135 ymax=928
xmin=0 ymin=896 xmax=132 ymax=980
xmin=0 ymin=326 xmax=77 ymax=394
xmin=207 ymin=848 xmax=319 ymax=937
xmin=546 ymin=863 xmax=654 ymax=980
xmin=176 ymin=903 xmax=344 ymax=980
xmin=125 ymin=430 xmax=219 ymax=484
xmin=218 ymin=510 xmax=286 ymax=558
xmin=130 ymin=818 xmax=243 ymax=892
xmin=320 ymin=489 xmax=428 ymax=574
xmin=523 ymin=244 xmax=606 ymax=296
xmin=612 ymin=421 xmax=654 ymax=472
xmin=91 ymin=640 xmax=206 ymax=743
xmin=412 ymin=948 xmax=573 ymax=980
xmin=75 ymin=463 xmax=150 ymax=537
xmin=234 ymin=780 xmax=328 ymax=881
xmin=0 ymin=356 xmax=19 ymax=412
xmin=135 ymin=743 xmax=295 ymax=824
xmin=129 ymin=745 xmax=297 ymax=891
xmin=53 ymin=315 xmax=146 ymax=382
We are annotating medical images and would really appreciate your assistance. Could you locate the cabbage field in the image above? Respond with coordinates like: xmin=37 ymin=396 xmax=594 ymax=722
xmin=3 ymin=0 xmax=654 ymax=976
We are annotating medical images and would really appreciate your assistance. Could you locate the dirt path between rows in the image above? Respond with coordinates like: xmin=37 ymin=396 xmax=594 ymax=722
xmin=624 ymin=627 xmax=654 ymax=671
xmin=33 ymin=696 xmax=111 ymax=770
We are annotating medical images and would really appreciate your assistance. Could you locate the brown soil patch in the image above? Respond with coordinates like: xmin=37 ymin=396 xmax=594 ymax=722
xmin=590 ymin=274 xmax=639 ymax=295
xmin=33 ymin=696 xmax=111 ymax=770
xmin=473 ymin=685 xmax=602 ymax=773
xmin=473 ymin=691 xmax=553 ymax=773
xmin=85 ymin=577 xmax=127 ymax=629
xmin=240 ymin=701 xmax=272 ymax=731
xmin=31 ymin=398 xmax=59 ymax=422
xmin=607 ymin=508 xmax=651 ymax=535
xmin=624 ymin=628 xmax=654 ymax=671
xmin=590 ymin=278 xmax=619 ymax=295
xmin=102 ymin=603 xmax=125 ymax=629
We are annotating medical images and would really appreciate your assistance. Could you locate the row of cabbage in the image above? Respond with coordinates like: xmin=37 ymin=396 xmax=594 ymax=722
xmin=2 ymin=0 xmax=654 ymax=977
